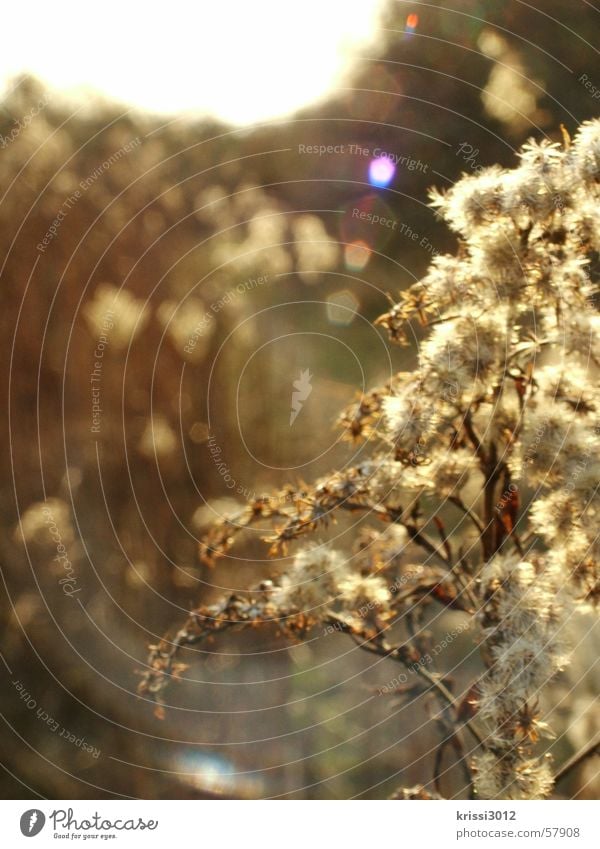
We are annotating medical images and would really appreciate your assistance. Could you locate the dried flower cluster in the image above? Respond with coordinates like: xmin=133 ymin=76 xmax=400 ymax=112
xmin=140 ymin=121 xmax=600 ymax=799
xmin=474 ymin=552 xmax=570 ymax=798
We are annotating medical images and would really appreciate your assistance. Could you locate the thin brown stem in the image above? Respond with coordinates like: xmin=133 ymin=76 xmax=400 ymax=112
xmin=400 ymin=517 xmax=450 ymax=566
xmin=554 ymin=734 xmax=600 ymax=786
xmin=433 ymin=723 xmax=474 ymax=800
xmin=449 ymin=495 xmax=484 ymax=536
xmin=328 ymin=613 xmax=485 ymax=749
xmin=463 ymin=410 xmax=487 ymax=465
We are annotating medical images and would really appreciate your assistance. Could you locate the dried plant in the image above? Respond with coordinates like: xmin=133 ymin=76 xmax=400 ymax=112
xmin=139 ymin=121 xmax=600 ymax=799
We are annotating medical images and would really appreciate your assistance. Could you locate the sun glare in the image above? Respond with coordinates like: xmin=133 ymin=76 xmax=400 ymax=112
xmin=2 ymin=0 xmax=387 ymax=125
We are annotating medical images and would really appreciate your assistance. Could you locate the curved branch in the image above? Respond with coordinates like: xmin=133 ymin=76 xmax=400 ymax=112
xmin=554 ymin=735 xmax=600 ymax=786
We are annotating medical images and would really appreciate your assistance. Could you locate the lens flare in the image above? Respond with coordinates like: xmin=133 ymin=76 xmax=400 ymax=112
xmin=344 ymin=240 xmax=371 ymax=272
xmin=406 ymin=13 xmax=419 ymax=32
xmin=368 ymin=156 xmax=395 ymax=188
xmin=326 ymin=289 xmax=360 ymax=326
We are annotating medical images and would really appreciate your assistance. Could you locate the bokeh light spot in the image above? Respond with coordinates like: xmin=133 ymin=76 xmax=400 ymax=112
xmin=326 ymin=290 xmax=360 ymax=326
xmin=406 ymin=13 xmax=419 ymax=32
xmin=368 ymin=155 xmax=395 ymax=188
xmin=344 ymin=241 xmax=371 ymax=272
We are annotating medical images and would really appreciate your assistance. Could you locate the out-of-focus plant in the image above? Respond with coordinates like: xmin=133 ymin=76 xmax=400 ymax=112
xmin=140 ymin=121 xmax=600 ymax=799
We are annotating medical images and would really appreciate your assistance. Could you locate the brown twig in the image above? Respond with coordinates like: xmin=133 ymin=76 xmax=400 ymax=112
xmin=433 ymin=722 xmax=474 ymax=799
xmin=326 ymin=612 xmax=485 ymax=748
xmin=554 ymin=735 xmax=600 ymax=786
xmin=463 ymin=409 xmax=487 ymax=465
xmin=449 ymin=495 xmax=484 ymax=536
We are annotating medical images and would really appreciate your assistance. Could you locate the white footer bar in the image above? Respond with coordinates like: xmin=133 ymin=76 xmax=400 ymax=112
xmin=1 ymin=799 xmax=598 ymax=847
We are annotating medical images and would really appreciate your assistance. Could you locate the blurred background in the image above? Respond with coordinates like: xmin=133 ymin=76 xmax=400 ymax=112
xmin=1 ymin=0 xmax=599 ymax=799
